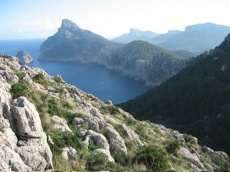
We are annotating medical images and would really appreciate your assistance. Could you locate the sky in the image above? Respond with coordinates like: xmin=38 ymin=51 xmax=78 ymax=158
xmin=0 ymin=0 xmax=230 ymax=40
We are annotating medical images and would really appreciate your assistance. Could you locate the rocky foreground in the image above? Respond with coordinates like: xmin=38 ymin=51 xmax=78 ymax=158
xmin=0 ymin=55 xmax=229 ymax=171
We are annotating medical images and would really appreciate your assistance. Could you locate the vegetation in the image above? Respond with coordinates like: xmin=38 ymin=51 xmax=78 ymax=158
xmin=119 ymin=34 xmax=230 ymax=154
xmin=32 ymin=73 xmax=49 ymax=86
xmin=166 ymin=141 xmax=181 ymax=156
xmin=135 ymin=145 xmax=170 ymax=171
xmin=10 ymin=81 xmax=30 ymax=99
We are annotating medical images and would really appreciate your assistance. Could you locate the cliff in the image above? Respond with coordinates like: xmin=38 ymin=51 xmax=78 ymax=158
xmin=0 ymin=55 xmax=229 ymax=171
xmin=39 ymin=19 xmax=121 ymax=63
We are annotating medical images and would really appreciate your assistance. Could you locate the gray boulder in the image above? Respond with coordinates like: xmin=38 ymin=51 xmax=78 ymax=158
xmin=61 ymin=147 xmax=77 ymax=161
xmin=51 ymin=115 xmax=73 ymax=134
xmin=104 ymin=126 xmax=127 ymax=154
xmin=16 ymin=50 xmax=33 ymax=64
xmin=93 ymin=149 xmax=115 ymax=162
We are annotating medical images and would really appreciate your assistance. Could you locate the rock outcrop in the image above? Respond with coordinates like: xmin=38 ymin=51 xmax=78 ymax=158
xmin=16 ymin=50 xmax=33 ymax=64
xmin=0 ymin=57 xmax=52 ymax=171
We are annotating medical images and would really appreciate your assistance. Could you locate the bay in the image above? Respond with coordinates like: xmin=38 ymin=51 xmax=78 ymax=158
xmin=0 ymin=39 xmax=149 ymax=104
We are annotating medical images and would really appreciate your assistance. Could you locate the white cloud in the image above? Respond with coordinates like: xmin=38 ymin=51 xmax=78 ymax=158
xmin=17 ymin=28 xmax=24 ymax=33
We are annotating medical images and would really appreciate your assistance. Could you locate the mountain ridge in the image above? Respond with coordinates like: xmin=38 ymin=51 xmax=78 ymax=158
xmin=119 ymin=33 xmax=230 ymax=155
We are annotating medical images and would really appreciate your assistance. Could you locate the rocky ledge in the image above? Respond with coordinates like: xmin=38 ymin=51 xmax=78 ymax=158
xmin=0 ymin=55 xmax=229 ymax=171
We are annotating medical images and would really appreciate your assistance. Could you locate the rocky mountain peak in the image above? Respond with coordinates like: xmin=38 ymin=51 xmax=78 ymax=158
xmin=61 ymin=19 xmax=81 ymax=30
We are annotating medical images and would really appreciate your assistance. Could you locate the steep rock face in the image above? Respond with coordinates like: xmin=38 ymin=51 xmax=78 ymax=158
xmin=0 ymin=57 xmax=52 ymax=171
xmin=16 ymin=50 xmax=33 ymax=64
xmin=0 ymin=56 xmax=229 ymax=171
xmin=39 ymin=19 xmax=121 ymax=63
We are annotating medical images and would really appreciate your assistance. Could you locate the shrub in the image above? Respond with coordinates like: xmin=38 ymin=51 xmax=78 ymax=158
xmin=86 ymin=153 xmax=109 ymax=171
xmin=184 ymin=134 xmax=197 ymax=145
xmin=135 ymin=145 xmax=169 ymax=171
xmin=10 ymin=81 xmax=30 ymax=99
xmin=53 ymin=76 xmax=64 ymax=83
xmin=166 ymin=141 xmax=181 ymax=156
xmin=100 ymin=105 xmax=120 ymax=115
xmin=32 ymin=73 xmax=48 ymax=86
xmin=88 ymin=139 xmax=100 ymax=151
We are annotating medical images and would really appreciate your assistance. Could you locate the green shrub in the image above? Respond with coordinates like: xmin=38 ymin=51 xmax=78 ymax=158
xmin=86 ymin=153 xmax=109 ymax=171
xmin=184 ymin=134 xmax=197 ymax=145
xmin=53 ymin=76 xmax=64 ymax=83
xmin=16 ymin=72 xmax=26 ymax=80
xmin=32 ymin=73 xmax=48 ymax=86
xmin=100 ymin=105 xmax=120 ymax=115
xmin=135 ymin=145 xmax=169 ymax=171
xmin=10 ymin=81 xmax=30 ymax=99
xmin=88 ymin=139 xmax=100 ymax=151
xmin=166 ymin=141 xmax=181 ymax=156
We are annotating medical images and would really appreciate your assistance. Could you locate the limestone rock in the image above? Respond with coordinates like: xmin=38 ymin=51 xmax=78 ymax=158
xmin=93 ymin=149 xmax=115 ymax=162
xmin=72 ymin=117 xmax=84 ymax=125
xmin=104 ymin=126 xmax=127 ymax=154
xmin=0 ymin=145 xmax=32 ymax=171
xmin=10 ymin=97 xmax=43 ymax=137
xmin=16 ymin=146 xmax=47 ymax=171
xmin=87 ymin=130 xmax=110 ymax=151
xmin=51 ymin=115 xmax=73 ymax=134
xmin=179 ymin=147 xmax=205 ymax=170
xmin=61 ymin=147 xmax=77 ymax=161
xmin=119 ymin=124 xmax=144 ymax=146
xmin=16 ymin=50 xmax=33 ymax=64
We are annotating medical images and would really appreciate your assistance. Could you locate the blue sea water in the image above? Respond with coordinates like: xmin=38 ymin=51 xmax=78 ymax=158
xmin=0 ymin=39 xmax=149 ymax=104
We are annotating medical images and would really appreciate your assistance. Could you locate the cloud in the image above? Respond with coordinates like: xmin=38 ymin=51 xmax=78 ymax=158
xmin=17 ymin=28 xmax=24 ymax=33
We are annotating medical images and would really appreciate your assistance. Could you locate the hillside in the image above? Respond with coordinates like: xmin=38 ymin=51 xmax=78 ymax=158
xmin=151 ymin=23 xmax=230 ymax=54
xmin=39 ymin=19 xmax=121 ymax=63
xmin=112 ymin=28 xmax=159 ymax=44
xmin=106 ymin=40 xmax=186 ymax=87
xmin=119 ymin=33 xmax=230 ymax=155
xmin=1 ymin=55 xmax=230 ymax=171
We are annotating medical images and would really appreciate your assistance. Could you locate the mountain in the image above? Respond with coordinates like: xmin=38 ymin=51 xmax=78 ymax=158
xmin=151 ymin=23 xmax=230 ymax=54
xmin=119 ymin=33 xmax=230 ymax=155
xmin=39 ymin=19 xmax=121 ymax=63
xmin=112 ymin=28 xmax=159 ymax=44
xmin=1 ymin=55 xmax=230 ymax=171
xmin=106 ymin=40 xmax=186 ymax=87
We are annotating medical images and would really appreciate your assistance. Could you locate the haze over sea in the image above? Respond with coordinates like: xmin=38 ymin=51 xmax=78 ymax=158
xmin=0 ymin=39 xmax=148 ymax=104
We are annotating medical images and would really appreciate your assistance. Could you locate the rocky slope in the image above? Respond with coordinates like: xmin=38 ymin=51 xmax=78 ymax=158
xmin=0 ymin=55 xmax=230 ymax=171
xmin=39 ymin=19 xmax=121 ymax=63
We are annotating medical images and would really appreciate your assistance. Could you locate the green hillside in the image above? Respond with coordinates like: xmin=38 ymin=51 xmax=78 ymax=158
xmin=119 ymin=34 xmax=230 ymax=154
xmin=106 ymin=40 xmax=186 ymax=87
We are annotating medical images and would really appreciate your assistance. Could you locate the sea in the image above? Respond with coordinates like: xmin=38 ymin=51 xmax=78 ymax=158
xmin=0 ymin=39 xmax=149 ymax=104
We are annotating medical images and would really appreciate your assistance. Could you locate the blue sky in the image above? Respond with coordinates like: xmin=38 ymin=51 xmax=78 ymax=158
xmin=1 ymin=0 xmax=230 ymax=40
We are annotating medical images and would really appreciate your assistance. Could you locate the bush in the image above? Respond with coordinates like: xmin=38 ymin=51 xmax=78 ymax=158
xmin=10 ymin=81 xmax=30 ymax=99
xmin=166 ymin=141 xmax=181 ymax=156
xmin=86 ymin=153 xmax=109 ymax=171
xmin=32 ymin=73 xmax=48 ymax=86
xmin=135 ymin=145 xmax=169 ymax=171
xmin=88 ymin=139 xmax=100 ymax=151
